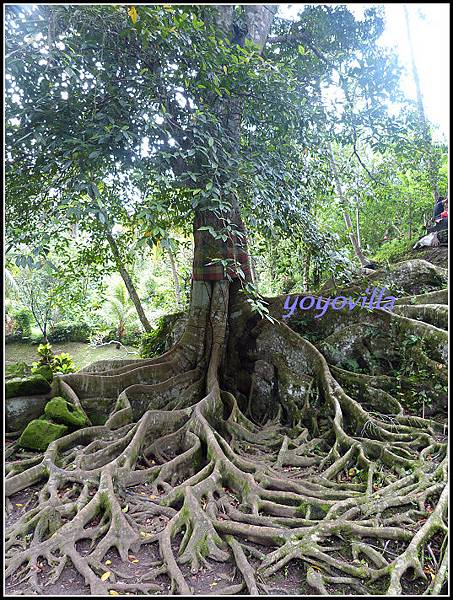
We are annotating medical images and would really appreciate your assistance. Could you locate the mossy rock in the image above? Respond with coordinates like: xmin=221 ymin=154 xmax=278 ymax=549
xmin=44 ymin=397 xmax=88 ymax=428
xmin=31 ymin=364 xmax=54 ymax=383
xmin=6 ymin=375 xmax=51 ymax=399
xmin=18 ymin=419 xmax=68 ymax=451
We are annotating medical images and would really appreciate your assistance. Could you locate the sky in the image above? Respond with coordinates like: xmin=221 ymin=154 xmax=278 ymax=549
xmin=278 ymin=3 xmax=449 ymax=142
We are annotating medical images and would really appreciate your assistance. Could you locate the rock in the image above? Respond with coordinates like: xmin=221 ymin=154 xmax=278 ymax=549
xmin=18 ymin=419 xmax=68 ymax=451
xmin=44 ymin=397 xmax=88 ymax=428
xmin=6 ymin=393 xmax=53 ymax=433
xmin=5 ymin=375 xmax=51 ymax=399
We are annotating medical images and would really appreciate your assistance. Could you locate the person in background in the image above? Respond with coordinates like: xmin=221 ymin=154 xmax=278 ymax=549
xmin=433 ymin=195 xmax=445 ymax=219
xmin=440 ymin=194 xmax=448 ymax=219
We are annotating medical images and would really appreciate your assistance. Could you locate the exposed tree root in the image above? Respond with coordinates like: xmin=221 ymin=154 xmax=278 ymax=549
xmin=5 ymin=270 xmax=448 ymax=595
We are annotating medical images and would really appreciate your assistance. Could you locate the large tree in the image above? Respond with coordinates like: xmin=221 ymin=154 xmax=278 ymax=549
xmin=5 ymin=5 xmax=447 ymax=596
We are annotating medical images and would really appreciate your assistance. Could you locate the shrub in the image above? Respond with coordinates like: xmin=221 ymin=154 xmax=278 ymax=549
xmin=32 ymin=343 xmax=77 ymax=375
xmin=5 ymin=333 xmax=25 ymax=344
xmin=31 ymin=364 xmax=54 ymax=382
xmin=11 ymin=308 xmax=33 ymax=338
xmin=122 ymin=328 xmax=143 ymax=346
xmin=373 ymin=238 xmax=415 ymax=264
xmin=140 ymin=317 xmax=170 ymax=358
xmin=47 ymin=321 xmax=92 ymax=343
xmin=52 ymin=353 xmax=76 ymax=374
xmin=36 ymin=342 xmax=54 ymax=366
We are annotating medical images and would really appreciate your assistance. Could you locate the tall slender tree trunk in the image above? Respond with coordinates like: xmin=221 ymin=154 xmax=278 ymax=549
xmin=303 ymin=251 xmax=311 ymax=291
xmin=106 ymin=233 xmax=152 ymax=332
xmin=355 ymin=200 xmax=361 ymax=247
xmin=328 ymin=146 xmax=369 ymax=267
xmin=408 ymin=195 xmax=413 ymax=239
xmin=167 ymin=247 xmax=182 ymax=310
xmin=404 ymin=5 xmax=439 ymax=202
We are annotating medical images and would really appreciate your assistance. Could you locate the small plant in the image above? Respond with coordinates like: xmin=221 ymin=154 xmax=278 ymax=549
xmin=32 ymin=343 xmax=76 ymax=375
xmin=36 ymin=342 xmax=55 ymax=366
xmin=52 ymin=352 xmax=76 ymax=374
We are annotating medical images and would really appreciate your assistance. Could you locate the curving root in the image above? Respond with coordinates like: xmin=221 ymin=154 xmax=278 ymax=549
xmin=5 ymin=279 xmax=448 ymax=595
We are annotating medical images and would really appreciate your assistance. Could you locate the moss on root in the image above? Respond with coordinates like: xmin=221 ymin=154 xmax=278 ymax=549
xmin=4 ymin=272 xmax=449 ymax=597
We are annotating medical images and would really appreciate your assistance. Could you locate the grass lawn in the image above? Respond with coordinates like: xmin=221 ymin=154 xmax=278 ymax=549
xmin=5 ymin=342 xmax=140 ymax=371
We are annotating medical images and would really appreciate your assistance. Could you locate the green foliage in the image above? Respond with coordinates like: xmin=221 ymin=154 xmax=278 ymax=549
xmin=32 ymin=343 xmax=76 ymax=375
xmin=4 ymin=4 xmax=447 ymax=306
xmin=102 ymin=281 xmax=137 ymax=341
xmin=36 ymin=343 xmax=54 ymax=366
xmin=5 ymin=361 xmax=30 ymax=380
xmin=47 ymin=321 xmax=92 ymax=343
xmin=31 ymin=364 xmax=53 ymax=383
xmin=5 ymin=375 xmax=51 ymax=399
xmin=372 ymin=238 xmax=415 ymax=264
xmin=44 ymin=397 xmax=88 ymax=428
xmin=52 ymin=353 xmax=76 ymax=374
xmin=18 ymin=419 xmax=68 ymax=451
xmin=11 ymin=307 xmax=33 ymax=338
xmin=140 ymin=314 xmax=184 ymax=358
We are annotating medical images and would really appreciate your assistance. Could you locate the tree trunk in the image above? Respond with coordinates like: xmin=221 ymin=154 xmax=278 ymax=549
xmin=167 ymin=247 xmax=182 ymax=309
xmin=404 ymin=5 xmax=440 ymax=202
xmin=408 ymin=195 xmax=413 ymax=239
xmin=355 ymin=200 xmax=361 ymax=247
xmin=6 ymin=8 xmax=448 ymax=597
xmin=106 ymin=232 xmax=152 ymax=332
xmin=328 ymin=146 xmax=369 ymax=267
xmin=303 ymin=251 xmax=311 ymax=291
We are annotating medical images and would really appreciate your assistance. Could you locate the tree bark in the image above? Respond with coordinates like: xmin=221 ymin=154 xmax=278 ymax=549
xmin=355 ymin=200 xmax=361 ymax=247
xmin=106 ymin=232 xmax=152 ymax=332
xmin=192 ymin=6 xmax=277 ymax=286
xmin=167 ymin=247 xmax=182 ymax=309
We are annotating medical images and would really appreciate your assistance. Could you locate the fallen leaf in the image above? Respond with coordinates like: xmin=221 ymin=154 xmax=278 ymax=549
xmin=15 ymin=503 xmax=24 ymax=507
xmin=101 ymin=571 xmax=111 ymax=581
xmin=128 ymin=6 xmax=137 ymax=24
xmin=105 ymin=560 xmax=112 ymax=566
xmin=140 ymin=531 xmax=152 ymax=538
xmin=109 ymin=591 xmax=120 ymax=596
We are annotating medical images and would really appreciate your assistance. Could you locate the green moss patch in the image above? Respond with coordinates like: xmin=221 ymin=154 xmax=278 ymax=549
xmin=140 ymin=312 xmax=185 ymax=358
xmin=6 ymin=375 xmax=51 ymax=399
xmin=18 ymin=419 xmax=68 ymax=451
xmin=44 ymin=397 xmax=88 ymax=428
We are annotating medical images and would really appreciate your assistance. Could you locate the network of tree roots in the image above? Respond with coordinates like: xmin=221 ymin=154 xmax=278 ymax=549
xmin=5 ymin=259 xmax=448 ymax=595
